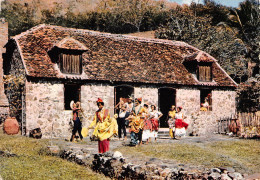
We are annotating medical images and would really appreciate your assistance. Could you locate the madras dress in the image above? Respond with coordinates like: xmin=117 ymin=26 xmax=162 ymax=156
xmin=174 ymin=112 xmax=188 ymax=137
xmin=129 ymin=105 xmax=145 ymax=145
xmin=168 ymin=110 xmax=176 ymax=138
xmin=142 ymin=108 xmax=152 ymax=141
xmin=149 ymin=110 xmax=162 ymax=138
xmin=88 ymin=109 xmax=118 ymax=153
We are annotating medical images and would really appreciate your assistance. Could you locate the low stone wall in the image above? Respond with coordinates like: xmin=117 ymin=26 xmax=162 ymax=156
xmin=59 ymin=148 xmax=245 ymax=180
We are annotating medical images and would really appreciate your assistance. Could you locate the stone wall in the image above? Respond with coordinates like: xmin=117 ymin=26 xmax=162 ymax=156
xmin=212 ymin=90 xmax=236 ymax=118
xmin=24 ymin=82 xmax=160 ymax=138
xmin=192 ymin=90 xmax=236 ymax=136
xmin=176 ymin=88 xmax=200 ymax=134
xmin=25 ymin=81 xmax=68 ymax=138
xmin=135 ymin=86 xmax=158 ymax=107
xmin=176 ymin=88 xmax=200 ymax=116
xmin=25 ymin=79 xmax=236 ymax=138
xmin=0 ymin=18 xmax=9 ymax=121
xmin=25 ymin=81 xmax=116 ymax=138
xmin=81 ymin=83 xmax=114 ymax=127
xmin=175 ymin=88 xmax=236 ymax=136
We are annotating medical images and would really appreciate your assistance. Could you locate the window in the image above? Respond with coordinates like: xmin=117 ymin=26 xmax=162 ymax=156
xmin=59 ymin=53 xmax=82 ymax=74
xmin=64 ymin=84 xmax=81 ymax=110
xmin=198 ymin=63 xmax=212 ymax=82
xmin=200 ymin=89 xmax=212 ymax=111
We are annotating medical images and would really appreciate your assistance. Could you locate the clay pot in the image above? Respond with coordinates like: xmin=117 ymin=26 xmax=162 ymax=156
xmin=3 ymin=117 xmax=19 ymax=135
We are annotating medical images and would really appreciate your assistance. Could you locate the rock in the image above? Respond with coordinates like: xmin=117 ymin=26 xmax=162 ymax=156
xmin=209 ymin=172 xmax=221 ymax=179
xmin=160 ymin=168 xmax=171 ymax=177
xmin=47 ymin=145 xmax=60 ymax=156
xmin=75 ymin=154 xmax=84 ymax=160
xmin=150 ymin=175 xmax=161 ymax=180
xmin=226 ymin=167 xmax=235 ymax=173
xmin=0 ymin=150 xmax=17 ymax=157
xmin=81 ymin=148 xmax=89 ymax=154
xmin=94 ymin=153 xmax=102 ymax=159
xmin=221 ymin=173 xmax=232 ymax=180
xmin=211 ymin=168 xmax=221 ymax=173
xmin=171 ymin=168 xmax=179 ymax=175
xmin=103 ymin=151 xmax=113 ymax=157
xmin=146 ymin=164 xmax=157 ymax=172
xmin=228 ymin=172 xmax=243 ymax=180
xmin=75 ymin=155 xmax=85 ymax=164
xmin=203 ymin=173 xmax=209 ymax=179
xmin=74 ymin=150 xmax=83 ymax=155
xmin=113 ymin=151 xmax=123 ymax=159
xmin=149 ymin=158 xmax=158 ymax=162
xmin=71 ymin=147 xmax=82 ymax=152
xmin=244 ymin=173 xmax=260 ymax=180
xmin=29 ymin=128 xmax=42 ymax=139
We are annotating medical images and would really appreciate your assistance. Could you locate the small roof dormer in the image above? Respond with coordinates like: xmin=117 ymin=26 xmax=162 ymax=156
xmin=54 ymin=37 xmax=89 ymax=51
xmin=48 ymin=37 xmax=88 ymax=75
xmin=183 ymin=51 xmax=214 ymax=82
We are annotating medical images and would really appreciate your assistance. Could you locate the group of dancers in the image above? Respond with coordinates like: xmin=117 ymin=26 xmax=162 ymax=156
xmin=116 ymin=97 xmax=163 ymax=146
xmin=69 ymin=97 xmax=189 ymax=153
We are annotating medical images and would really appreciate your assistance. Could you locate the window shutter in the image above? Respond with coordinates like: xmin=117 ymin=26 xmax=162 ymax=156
xmin=199 ymin=66 xmax=205 ymax=81
xmin=205 ymin=66 xmax=211 ymax=81
xmin=60 ymin=53 xmax=82 ymax=74
xmin=199 ymin=65 xmax=211 ymax=81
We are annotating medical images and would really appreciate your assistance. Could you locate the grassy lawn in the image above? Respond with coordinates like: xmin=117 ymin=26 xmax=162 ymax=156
xmin=0 ymin=132 xmax=109 ymax=180
xmin=115 ymin=140 xmax=260 ymax=174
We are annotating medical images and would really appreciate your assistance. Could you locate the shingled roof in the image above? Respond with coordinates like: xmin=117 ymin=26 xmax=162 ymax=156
xmin=11 ymin=24 xmax=237 ymax=87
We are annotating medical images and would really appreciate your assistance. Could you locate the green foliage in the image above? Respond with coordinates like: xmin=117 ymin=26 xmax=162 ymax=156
xmin=237 ymin=80 xmax=260 ymax=112
xmin=0 ymin=0 xmax=171 ymax=35
xmin=155 ymin=0 xmax=259 ymax=83
xmin=0 ymin=2 xmax=37 ymax=36
xmin=3 ymin=75 xmax=25 ymax=121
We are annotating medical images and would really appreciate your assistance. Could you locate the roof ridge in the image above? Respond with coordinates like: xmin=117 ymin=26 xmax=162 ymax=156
xmin=36 ymin=24 xmax=200 ymax=51
xmin=13 ymin=24 xmax=47 ymax=40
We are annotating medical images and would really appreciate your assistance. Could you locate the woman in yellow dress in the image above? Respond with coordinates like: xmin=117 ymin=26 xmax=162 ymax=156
xmin=88 ymin=98 xmax=118 ymax=153
xmin=168 ymin=105 xmax=176 ymax=139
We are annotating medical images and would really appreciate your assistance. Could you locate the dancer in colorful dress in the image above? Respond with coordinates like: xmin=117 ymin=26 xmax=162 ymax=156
xmin=142 ymin=104 xmax=152 ymax=144
xmin=87 ymin=98 xmax=118 ymax=153
xmin=174 ymin=106 xmax=188 ymax=138
xmin=168 ymin=105 xmax=176 ymax=139
xmin=149 ymin=105 xmax=163 ymax=142
xmin=128 ymin=98 xmax=145 ymax=146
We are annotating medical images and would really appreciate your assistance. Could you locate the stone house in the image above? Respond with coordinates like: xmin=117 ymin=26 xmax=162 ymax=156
xmin=2 ymin=24 xmax=237 ymax=138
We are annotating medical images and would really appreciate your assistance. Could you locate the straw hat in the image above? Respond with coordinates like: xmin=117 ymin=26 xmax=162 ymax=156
xmin=70 ymin=100 xmax=75 ymax=110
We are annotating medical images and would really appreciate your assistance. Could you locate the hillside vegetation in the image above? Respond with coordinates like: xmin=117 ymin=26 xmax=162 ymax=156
xmin=0 ymin=0 xmax=259 ymax=111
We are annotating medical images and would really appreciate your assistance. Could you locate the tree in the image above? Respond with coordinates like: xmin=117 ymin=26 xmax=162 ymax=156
xmin=0 ymin=2 xmax=37 ymax=36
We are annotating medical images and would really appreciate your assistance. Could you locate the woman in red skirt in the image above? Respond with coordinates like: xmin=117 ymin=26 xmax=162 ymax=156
xmin=174 ymin=106 xmax=188 ymax=138
xmin=88 ymin=98 xmax=118 ymax=153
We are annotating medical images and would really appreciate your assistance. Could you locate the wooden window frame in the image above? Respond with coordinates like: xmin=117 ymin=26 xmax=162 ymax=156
xmin=200 ymin=89 xmax=212 ymax=111
xmin=197 ymin=62 xmax=212 ymax=82
xmin=58 ymin=50 xmax=82 ymax=75
xmin=64 ymin=84 xmax=81 ymax=110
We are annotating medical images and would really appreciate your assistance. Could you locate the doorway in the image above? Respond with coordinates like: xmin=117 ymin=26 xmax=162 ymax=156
xmin=159 ymin=88 xmax=176 ymax=127
xmin=114 ymin=85 xmax=134 ymax=114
